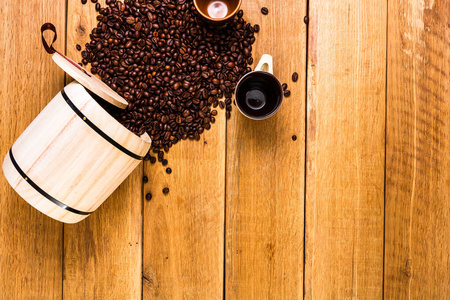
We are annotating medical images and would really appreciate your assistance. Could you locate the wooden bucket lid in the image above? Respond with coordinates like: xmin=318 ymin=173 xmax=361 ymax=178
xmin=52 ymin=52 xmax=128 ymax=109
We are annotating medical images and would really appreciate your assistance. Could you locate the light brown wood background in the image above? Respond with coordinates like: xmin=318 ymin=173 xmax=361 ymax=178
xmin=0 ymin=0 xmax=448 ymax=299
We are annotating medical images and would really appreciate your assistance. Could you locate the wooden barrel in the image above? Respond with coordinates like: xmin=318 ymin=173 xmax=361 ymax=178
xmin=2 ymin=82 xmax=151 ymax=223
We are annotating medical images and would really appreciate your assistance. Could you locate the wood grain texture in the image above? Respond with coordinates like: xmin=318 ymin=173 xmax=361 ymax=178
xmin=384 ymin=0 xmax=450 ymax=298
xmin=305 ymin=0 xmax=386 ymax=298
xmin=143 ymin=111 xmax=226 ymax=298
xmin=225 ymin=1 xmax=306 ymax=299
xmin=0 ymin=0 xmax=65 ymax=298
xmin=63 ymin=0 xmax=143 ymax=298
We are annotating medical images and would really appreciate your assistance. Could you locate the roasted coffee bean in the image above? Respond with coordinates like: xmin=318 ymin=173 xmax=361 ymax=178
xmin=81 ymin=0 xmax=87 ymax=4
xmin=162 ymin=159 xmax=168 ymax=166
xmin=91 ymin=0 xmax=97 ymax=3
xmin=162 ymin=187 xmax=170 ymax=195
xmin=76 ymin=44 xmax=81 ymax=51
xmin=304 ymin=16 xmax=309 ymax=24
xmin=145 ymin=193 xmax=152 ymax=200
xmin=292 ymin=135 xmax=297 ymax=141
xmin=292 ymin=72 xmax=299 ymax=82
xmin=126 ymin=16 xmax=135 ymax=24
xmin=166 ymin=168 xmax=172 ymax=174
xmin=282 ymin=83 xmax=288 ymax=91
xmin=95 ymin=3 xmax=100 ymax=11
xmin=254 ymin=24 xmax=260 ymax=33
xmin=143 ymin=176 xmax=149 ymax=183
xmin=284 ymin=90 xmax=291 ymax=97
xmin=81 ymin=0 xmax=257 ymax=165
xmin=261 ymin=7 xmax=269 ymax=15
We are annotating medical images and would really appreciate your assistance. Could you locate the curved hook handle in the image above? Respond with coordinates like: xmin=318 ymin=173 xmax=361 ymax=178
xmin=254 ymin=54 xmax=273 ymax=74
xmin=41 ymin=23 xmax=58 ymax=54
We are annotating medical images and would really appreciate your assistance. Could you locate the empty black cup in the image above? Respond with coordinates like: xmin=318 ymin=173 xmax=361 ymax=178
xmin=235 ymin=55 xmax=283 ymax=120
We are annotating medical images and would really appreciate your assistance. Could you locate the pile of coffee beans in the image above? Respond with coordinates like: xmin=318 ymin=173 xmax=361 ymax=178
xmin=79 ymin=0 xmax=258 ymax=162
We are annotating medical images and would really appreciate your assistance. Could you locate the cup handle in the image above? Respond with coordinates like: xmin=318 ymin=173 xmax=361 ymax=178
xmin=254 ymin=54 xmax=273 ymax=74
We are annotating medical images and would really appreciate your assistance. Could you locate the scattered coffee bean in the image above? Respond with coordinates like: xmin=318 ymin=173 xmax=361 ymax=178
xmin=150 ymin=156 xmax=156 ymax=164
xmin=261 ymin=7 xmax=269 ymax=15
xmin=81 ymin=0 xmax=87 ymax=4
xmin=95 ymin=3 xmax=100 ymax=11
xmin=76 ymin=44 xmax=81 ymax=51
xmin=81 ymin=0 xmax=257 ymax=165
xmin=143 ymin=176 xmax=148 ymax=183
xmin=292 ymin=72 xmax=299 ymax=82
xmin=166 ymin=168 xmax=172 ymax=174
xmin=292 ymin=135 xmax=297 ymax=141
xmin=254 ymin=24 xmax=260 ymax=33
xmin=145 ymin=193 xmax=152 ymax=200
xmin=304 ymin=16 xmax=309 ymax=24
xmin=163 ymin=187 xmax=170 ymax=195
xmin=282 ymin=83 xmax=288 ymax=91
xmin=91 ymin=0 xmax=97 ymax=3
xmin=284 ymin=90 xmax=291 ymax=97
xmin=162 ymin=159 xmax=168 ymax=166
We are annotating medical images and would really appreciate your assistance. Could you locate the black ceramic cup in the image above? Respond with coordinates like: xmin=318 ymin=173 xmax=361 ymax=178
xmin=235 ymin=55 xmax=283 ymax=120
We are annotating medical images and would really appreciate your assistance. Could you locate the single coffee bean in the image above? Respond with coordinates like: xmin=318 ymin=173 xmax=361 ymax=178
xmin=282 ymin=83 xmax=288 ymax=91
xmin=304 ymin=16 xmax=309 ymax=24
xmin=150 ymin=156 xmax=157 ymax=164
xmin=145 ymin=193 xmax=152 ymax=201
xmin=292 ymin=72 xmax=299 ymax=82
xmin=261 ymin=7 xmax=269 ymax=15
xmin=284 ymin=90 xmax=291 ymax=97
xmin=95 ymin=3 xmax=100 ymax=11
xmin=292 ymin=135 xmax=297 ymax=141
xmin=143 ymin=176 xmax=149 ymax=183
xmin=237 ymin=10 xmax=244 ymax=18
xmin=162 ymin=187 xmax=170 ymax=195
xmin=166 ymin=168 xmax=172 ymax=174
xmin=81 ymin=0 xmax=87 ymax=4
xmin=76 ymin=44 xmax=81 ymax=51
xmin=162 ymin=159 xmax=168 ymax=166
xmin=91 ymin=0 xmax=97 ymax=3
xmin=254 ymin=24 xmax=260 ymax=33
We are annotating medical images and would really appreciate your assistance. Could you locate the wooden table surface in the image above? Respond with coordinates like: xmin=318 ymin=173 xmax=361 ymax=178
xmin=0 ymin=0 xmax=448 ymax=299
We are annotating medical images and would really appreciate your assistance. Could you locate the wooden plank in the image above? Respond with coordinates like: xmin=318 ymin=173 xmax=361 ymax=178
xmin=384 ymin=0 xmax=450 ymax=298
xmin=143 ymin=110 xmax=226 ymax=297
xmin=305 ymin=0 xmax=386 ymax=298
xmin=225 ymin=1 xmax=306 ymax=299
xmin=0 ymin=0 xmax=65 ymax=299
xmin=63 ymin=1 xmax=142 ymax=299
